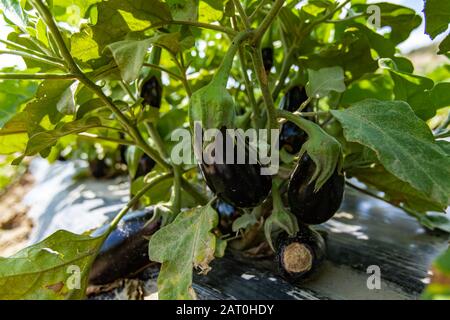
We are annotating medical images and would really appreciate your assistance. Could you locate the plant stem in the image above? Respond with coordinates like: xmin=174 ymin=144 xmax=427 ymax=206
xmin=0 ymin=49 xmax=65 ymax=69
xmin=252 ymin=0 xmax=286 ymax=43
xmin=120 ymin=80 xmax=137 ymax=103
xmin=142 ymin=63 xmax=184 ymax=81
xmin=29 ymin=0 xmax=78 ymax=72
xmin=233 ymin=0 xmax=251 ymax=29
xmin=0 ymin=73 xmax=77 ymax=80
xmin=180 ymin=178 xmax=208 ymax=205
xmin=250 ymin=47 xmax=278 ymax=131
xmin=249 ymin=0 xmax=269 ymax=21
xmin=271 ymin=46 xmax=295 ymax=101
xmin=148 ymin=20 xmax=237 ymax=36
xmin=0 ymin=39 xmax=63 ymax=63
xmin=231 ymin=17 xmax=260 ymax=128
xmin=107 ymin=172 xmax=173 ymax=232
xmin=306 ymin=0 xmax=351 ymax=31
xmin=77 ymin=133 xmax=135 ymax=146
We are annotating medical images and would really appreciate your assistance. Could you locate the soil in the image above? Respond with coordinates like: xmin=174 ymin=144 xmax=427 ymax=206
xmin=0 ymin=173 xmax=34 ymax=257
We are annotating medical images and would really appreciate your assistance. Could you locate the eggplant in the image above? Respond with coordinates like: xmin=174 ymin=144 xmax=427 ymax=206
xmin=199 ymin=130 xmax=272 ymax=208
xmin=89 ymin=159 xmax=109 ymax=179
xmin=279 ymin=86 xmax=313 ymax=154
xmin=135 ymin=153 xmax=156 ymax=179
xmin=89 ymin=209 xmax=160 ymax=285
xmin=288 ymin=154 xmax=344 ymax=225
xmin=275 ymin=225 xmax=326 ymax=282
xmin=140 ymin=76 xmax=162 ymax=109
xmin=261 ymin=47 xmax=274 ymax=73
xmin=213 ymin=199 xmax=241 ymax=235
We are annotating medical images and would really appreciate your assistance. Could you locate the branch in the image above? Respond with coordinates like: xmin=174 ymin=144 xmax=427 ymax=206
xmin=148 ymin=20 xmax=237 ymax=36
xmin=0 ymin=73 xmax=77 ymax=80
xmin=233 ymin=0 xmax=251 ymax=29
xmin=252 ymin=0 xmax=285 ymax=43
xmin=142 ymin=63 xmax=184 ymax=81
xmin=0 ymin=50 xmax=65 ymax=69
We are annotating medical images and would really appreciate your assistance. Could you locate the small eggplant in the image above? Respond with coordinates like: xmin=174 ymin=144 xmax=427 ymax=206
xmin=135 ymin=154 xmax=156 ymax=179
xmin=213 ymin=199 xmax=241 ymax=235
xmin=140 ymin=76 xmax=163 ymax=109
xmin=279 ymin=86 xmax=313 ymax=154
xmin=89 ymin=159 xmax=109 ymax=179
xmin=261 ymin=47 xmax=274 ymax=73
xmin=288 ymin=154 xmax=344 ymax=225
xmin=199 ymin=130 xmax=272 ymax=208
xmin=89 ymin=209 xmax=160 ymax=285
xmin=275 ymin=225 xmax=326 ymax=282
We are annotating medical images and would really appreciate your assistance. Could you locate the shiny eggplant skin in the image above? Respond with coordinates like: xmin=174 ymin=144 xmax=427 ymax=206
xmin=140 ymin=76 xmax=162 ymax=109
xmin=201 ymin=161 xmax=271 ymax=208
xmin=279 ymin=86 xmax=313 ymax=154
xmin=135 ymin=154 xmax=156 ymax=178
xmin=213 ymin=199 xmax=241 ymax=234
xmin=199 ymin=131 xmax=271 ymax=208
xmin=89 ymin=209 xmax=159 ymax=285
xmin=288 ymin=154 xmax=344 ymax=225
xmin=261 ymin=47 xmax=274 ymax=72
xmin=275 ymin=225 xmax=326 ymax=282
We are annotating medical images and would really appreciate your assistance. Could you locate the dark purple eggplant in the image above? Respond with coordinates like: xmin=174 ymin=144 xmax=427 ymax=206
xmin=288 ymin=154 xmax=344 ymax=225
xmin=135 ymin=154 xmax=156 ymax=178
xmin=89 ymin=159 xmax=109 ymax=179
xmin=89 ymin=209 xmax=160 ymax=285
xmin=279 ymin=86 xmax=313 ymax=154
xmin=213 ymin=198 xmax=241 ymax=234
xmin=275 ymin=225 xmax=326 ymax=282
xmin=140 ymin=76 xmax=162 ymax=109
xmin=199 ymin=130 xmax=271 ymax=208
xmin=261 ymin=47 xmax=274 ymax=73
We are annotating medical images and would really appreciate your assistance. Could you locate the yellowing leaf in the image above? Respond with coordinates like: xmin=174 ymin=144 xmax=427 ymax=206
xmin=149 ymin=204 xmax=218 ymax=299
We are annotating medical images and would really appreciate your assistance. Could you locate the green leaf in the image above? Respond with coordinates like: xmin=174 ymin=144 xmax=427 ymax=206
xmin=107 ymin=33 xmax=180 ymax=82
xmin=167 ymin=0 xmax=198 ymax=21
xmin=0 ymin=0 xmax=28 ymax=29
xmin=57 ymin=81 xmax=79 ymax=115
xmin=0 ymin=77 xmax=38 ymax=127
xmin=431 ymin=82 xmax=450 ymax=110
xmin=125 ymin=145 xmax=143 ymax=179
xmin=198 ymin=0 xmax=222 ymax=23
xmin=438 ymin=33 xmax=450 ymax=54
xmin=332 ymin=99 xmax=450 ymax=208
xmin=380 ymin=59 xmax=436 ymax=120
xmin=70 ymin=0 xmax=172 ymax=64
xmin=352 ymin=2 xmax=422 ymax=45
xmin=13 ymin=117 xmax=101 ymax=164
xmin=130 ymin=174 xmax=172 ymax=205
xmin=341 ymin=73 xmax=394 ymax=105
xmin=424 ymin=0 xmax=450 ymax=39
xmin=348 ymin=165 xmax=445 ymax=213
xmin=0 ymin=230 xmax=105 ymax=299
xmin=306 ymin=66 xmax=346 ymax=99
xmin=0 ymin=112 xmax=29 ymax=154
xmin=232 ymin=212 xmax=258 ymax=232
xmin=423 ymin=247 xmax=450 ymax=300
xmin=51 ymin=0 xmax=101 ymax=26
xmin=149 ymin=204 xmax=218 ymax=299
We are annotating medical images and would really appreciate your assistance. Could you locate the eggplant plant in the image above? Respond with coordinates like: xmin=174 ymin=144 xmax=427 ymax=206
xmin=0 ymin=0 xmax=449 ymax=301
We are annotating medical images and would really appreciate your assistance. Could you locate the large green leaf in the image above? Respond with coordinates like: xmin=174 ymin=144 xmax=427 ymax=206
xmin=438 ymin=33 xmax=450 ymax=54
xmin=107 ymin=33 xmax=180 ymax=82
xmin=0 ymin=112 xmax=29 ymax=154
xmin=13 ymin=117 xmax=101 ymax=164
xmin=332 ymin=99 xmax=450 ymax=208
xmin=167 ymin=0 xmax=198 ymax=21
xmin=424 ymin=0 xmax=450 ymax=39
xmin=0 ymin=230 xmax=105 ymax=299
xmin=353 ymin=2 xmax=422 ymax=44
xmin=0 ymin=0 xmax=28 ymax=29
xmin=380 ymin=59 xmax=436 ymax=120
xmin=70 ymin=0 xmax=172 ymax=64
xmin=149 ymin=204 xmax=218 ymax=299
xmin=306 ymin=66 xmax=346 ymax=99
xmin=0 ymin=78 xmax=38 ymax=127
xmin=348 ymin=165 xmax=445 ymax=213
